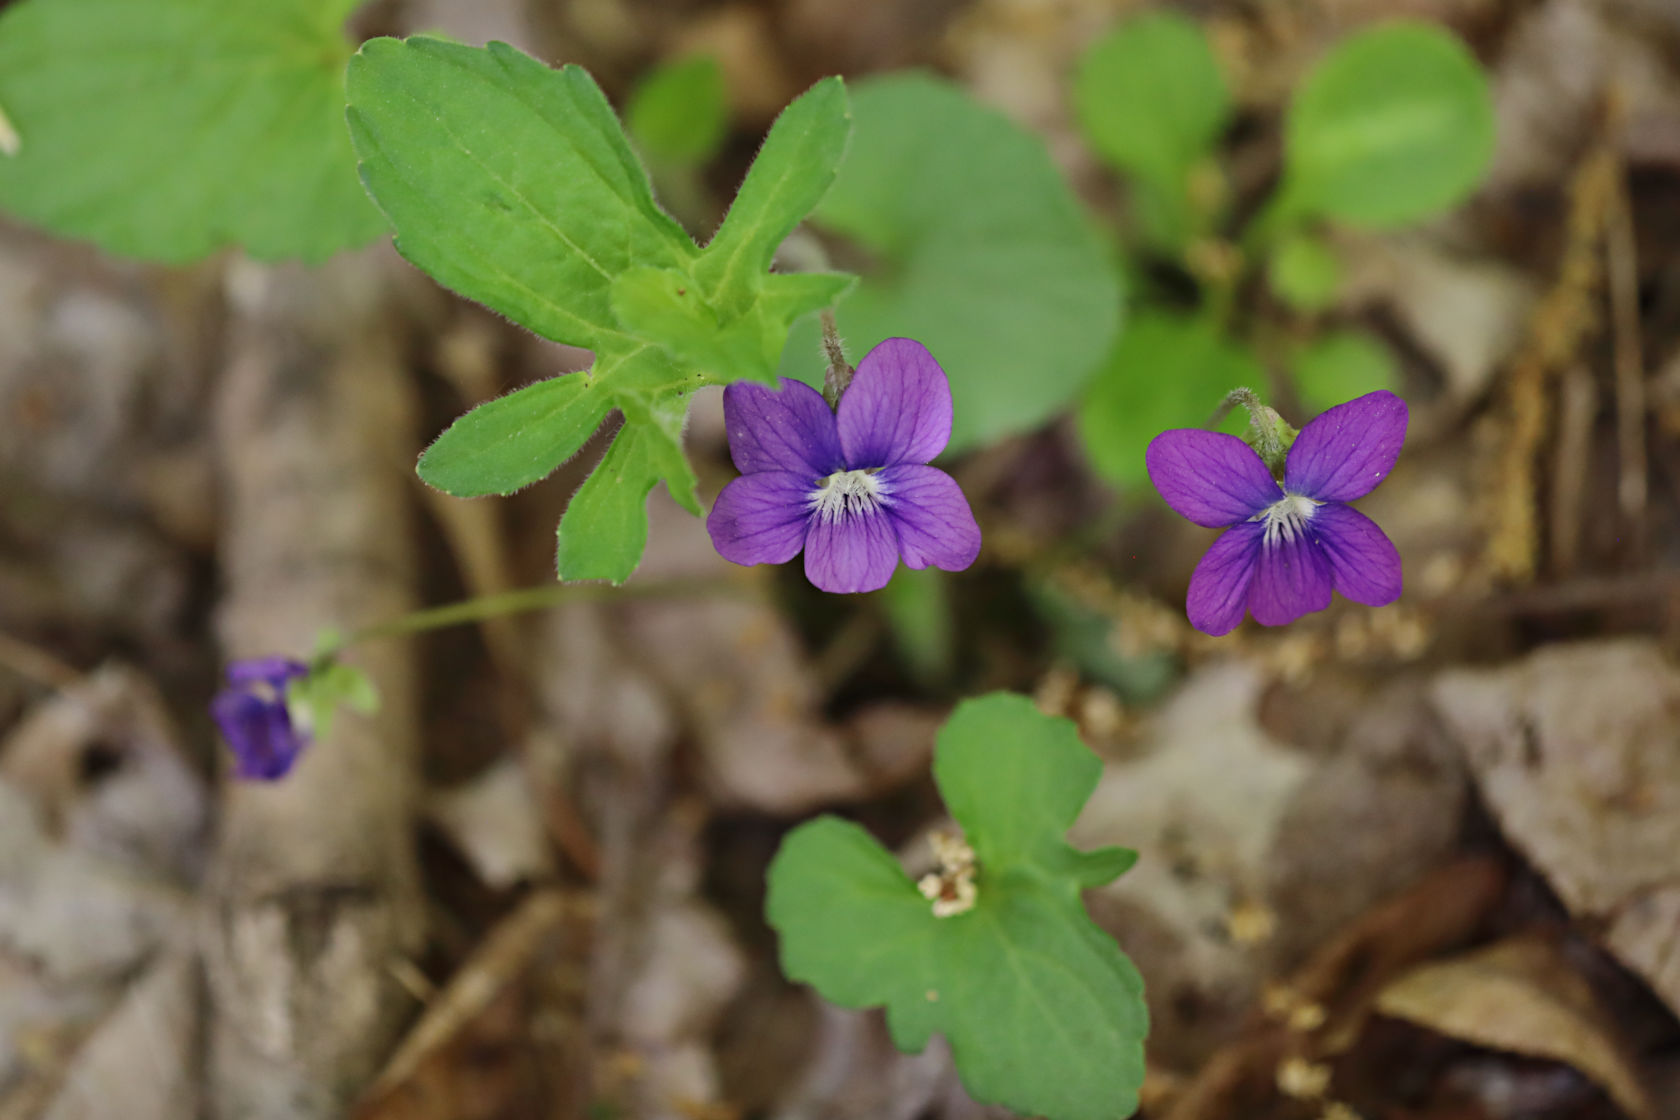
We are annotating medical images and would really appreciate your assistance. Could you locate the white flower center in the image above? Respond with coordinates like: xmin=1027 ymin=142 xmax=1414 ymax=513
xmin=808 ymin=468 xmax=888 ymax=523
xmin=1255 ymin=493 xmax=1319 ymax=546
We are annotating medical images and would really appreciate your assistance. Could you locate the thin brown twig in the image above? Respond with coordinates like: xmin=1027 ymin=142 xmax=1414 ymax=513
xmin=1605 ymin=132 xmax=1649 ymax=556
xmin=1470 ymin=569 xmax=1680 ymax=616
xmin=0 ymin=631 xmax=82 ymax=690
xmin=810 ymin=610 xmax=882 ymax=697
xmin=1483 ymin=97 xmax=1623 ymax=583
xmin=1163 ymin=858 xmax=1507 ymax=1120
xmin=1548 ymin=366 xmax=1597 ymax=576
xmin=537 ymin=778 xmax=603 ymax=882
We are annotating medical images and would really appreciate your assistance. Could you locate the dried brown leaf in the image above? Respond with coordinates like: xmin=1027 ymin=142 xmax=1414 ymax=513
xmin=1432 ymin=640 xmax=1680 ymax=1016
xmin=1376 ymin=937 xmax=1655 ymax=1120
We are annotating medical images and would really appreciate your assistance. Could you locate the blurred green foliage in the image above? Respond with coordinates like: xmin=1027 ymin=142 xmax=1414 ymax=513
xmin=626 ymin=55 xmax=729 ymax=168
xmin=781 ymin=72 xmax=1122 ymax=452
xmin=1276 ymin=22 xmax=1497 ymax=229
xmin=1290 ymin=328 xmax=1400 ymax=415
xmin=1072 ymin=16 xmax=1494 ymax=491
xmin=0 ymin=0 xmax=383 ymax=262
xmin=1073 ymin=10 xmax=1230 ymax=250
xmin=1077 ymin=309 xmax=1258 ymax=488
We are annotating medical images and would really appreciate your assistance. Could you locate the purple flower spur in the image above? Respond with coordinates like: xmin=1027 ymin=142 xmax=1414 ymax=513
xmin=706 ymin=337 xmax=982 ymax=594
xmin=1147 ymin=391 xmax=1408 ymax=636
xmin=210 ymin=656 xmax=311 ymax=780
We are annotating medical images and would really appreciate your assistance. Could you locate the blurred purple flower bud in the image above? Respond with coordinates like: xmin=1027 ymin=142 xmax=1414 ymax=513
xmin=211 ymin=656 xmax=310 ymax=780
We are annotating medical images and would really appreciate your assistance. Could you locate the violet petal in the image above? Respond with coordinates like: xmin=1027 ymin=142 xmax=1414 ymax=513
xmin=836 ymin=338 xmax=953 ymax=469
xmin=1146 ymin=430 xmax=1282 ymax=528
xmin=1249 ymin=529 xmax=1334 ymax=626
xmin=1186 ymin=520 xmax=1265 ymax=636
xmin=804 ymin=505 xmax=900 ymax=594
xmin=706 ymin=471 xmax=814 ymax=567
xmin=723 ymin=377 xmax=844 ymax=476
xmin=211 ymin=688 xmax=307 ymax=781
xmin=226 ymin=656 xmax=308 ymax=686
xmin=878 ymin=464 xmax=981 ymax=573
xmin=1310 ymin=502 xmax=1402 ymax=606
xmin=1284 ymin=390 xmax=1408 ymax=502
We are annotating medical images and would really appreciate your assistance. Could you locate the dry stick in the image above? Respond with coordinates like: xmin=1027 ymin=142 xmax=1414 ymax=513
xmin=1483 ymin=102 xmax=1622 ymax=583
xmin=421 ymin=314 xmax=527 ymax=682
xmin=1474 ymin=569 xmax=1680 ymax=616
xmin=355 ymin=890 xmax=594 ymax=1117
xmin=1605 ymin=139 xmax=1649 ymax=558
xmin=1549 ymin=366 xmax=1597 ymax=576
xmin=0 ymin=630 xmax=82 ymax=691
xmin=204 ymin=253 xmax=426 ymax=1119
xmin=1163 ymin=858 xmax=1507 ymax=1120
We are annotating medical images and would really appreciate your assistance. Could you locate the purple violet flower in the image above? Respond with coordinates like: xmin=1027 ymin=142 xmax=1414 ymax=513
xmin=210 ymin=656 xmax=311 ymax=780
xmin=706 ymin=337 xmax=982 ymax=594
xmin=1146 ymin=390 xmax=1408 ymax=636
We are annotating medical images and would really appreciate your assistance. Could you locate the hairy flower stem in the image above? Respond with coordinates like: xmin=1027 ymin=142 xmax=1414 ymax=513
xmin=820 ymin=309 xmax=854 ymax=410
xmin=1220 ymin=387 xmax=1298 ymax=477
xmin=319 ymin=577 xmax=756 ymax=659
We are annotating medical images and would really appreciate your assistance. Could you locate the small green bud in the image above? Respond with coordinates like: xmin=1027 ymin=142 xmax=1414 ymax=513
xmin=1224 ymin=388 xmax=1298 ymax=476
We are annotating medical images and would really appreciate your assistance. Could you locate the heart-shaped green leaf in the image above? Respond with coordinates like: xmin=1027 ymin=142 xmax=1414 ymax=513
xmin=1291 ymin=329 xmax=1399 ymax=415
xmin=781 ymin=73 xmax=1121 ymax=452
xmin=768 ymin=693 xmax=1147 ymax=1120
xmin=1077 ymin=309 xmax=1261 ymax=489
xmin=1277 ymin=21 xmax=1494 ymax=230
xmin=1073 ymin=11 xmax=1230 ymax=248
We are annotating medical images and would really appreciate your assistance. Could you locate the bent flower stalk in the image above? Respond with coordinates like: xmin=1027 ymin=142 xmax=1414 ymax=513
xmin=707 ymin=337 xmax=982 ymax=593
xmin=1147 ymin=390 xmax=1408 ymax=636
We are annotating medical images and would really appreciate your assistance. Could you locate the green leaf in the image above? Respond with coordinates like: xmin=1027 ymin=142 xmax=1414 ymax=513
xmin=1076 ymin=310 xmax=1261 ymax=489
xmin=1073 ymin=12 xmax=1229 ymax=202
xmin=1278 ymin=21 xmax=1494 ymax=229
xmin=932 ymin=695 xmax=1103 ymax=870
xmin=610 ymin=265 xmax=822 ymax=385
xmin=418 ymin=372 xmax=612 ymax=497
xmin=347 ymin=36 xmax=696 ymax=351
xmin=692 ymin=76 xmax=850 ymax=317
xmin=0 ymin=0 xmax=383 ymax=263
xmin=288 ymin=658 xmax=380 ymax=741
xmin=781 ymin=73 xmax=1121 ymax=451
xmin=1267 ymin=232 xmax=1342 ymax=312
xmin=611 ymin=268 xmax=738 ymax=361
xmin=756 ymin=271 xmax=856 ymax=335
xmin=1291 ymin=329 xmax=1398 ymax=414
xmin=767 ymin=693 xmax=1146 ymax=1120
xmin=554 ymin=395 xmax=698 ymax=582
xmin=350 ymin=39 xmax=854 ymax=580
xmin=626 ymin=55 xmax=729 ymax=167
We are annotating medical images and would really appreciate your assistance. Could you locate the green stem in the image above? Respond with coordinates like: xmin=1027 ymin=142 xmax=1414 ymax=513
xmin=323 ymin=577 xmax=755 ymax=658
